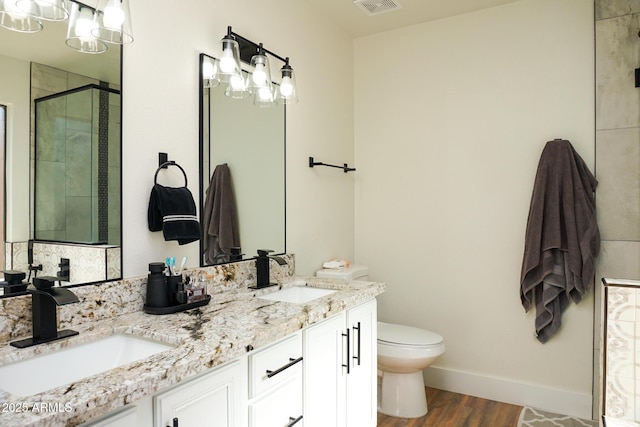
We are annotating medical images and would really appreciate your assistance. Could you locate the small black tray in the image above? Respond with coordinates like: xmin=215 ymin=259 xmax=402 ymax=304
xmin=144 ymin=294 xmax=211 ymax=315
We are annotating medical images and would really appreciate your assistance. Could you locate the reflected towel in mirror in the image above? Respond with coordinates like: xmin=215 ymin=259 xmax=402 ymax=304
xmin=203 ymin=164 xmax=240 ymax=264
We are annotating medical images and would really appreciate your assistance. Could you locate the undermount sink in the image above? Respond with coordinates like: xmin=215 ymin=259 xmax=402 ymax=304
xmin=0 ymin=333 xmax=175 ymax=397
xmin=258 ymin=286 xmax=336 ymax=304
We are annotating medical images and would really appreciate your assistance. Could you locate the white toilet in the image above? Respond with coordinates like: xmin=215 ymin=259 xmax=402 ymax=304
xmin=315 ymin=264 xmax=445 ymax=419
xmin=377 ymin=321 xmax=445 ymax=418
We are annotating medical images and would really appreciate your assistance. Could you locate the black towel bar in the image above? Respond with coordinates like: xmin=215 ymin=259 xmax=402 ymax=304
xmin=309 ymin=157 xmax=356 ymax=173
xmin=154 ymin=161 xmax=188 ymax=187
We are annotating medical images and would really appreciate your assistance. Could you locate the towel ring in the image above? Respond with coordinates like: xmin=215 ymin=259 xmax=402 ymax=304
xmin=154 ymin=161 xmax=188 ymax=187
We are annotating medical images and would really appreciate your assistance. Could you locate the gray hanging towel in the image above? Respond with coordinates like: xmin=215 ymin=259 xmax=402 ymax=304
xmin=203 ymin=164 xmax=240 ymax=264
xmin=520 ymin=139 xmax=600 ymax=343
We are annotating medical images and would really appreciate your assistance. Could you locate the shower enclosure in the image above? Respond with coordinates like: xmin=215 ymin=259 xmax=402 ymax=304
xmin=34 ymin=84 xmax=121 ymax=245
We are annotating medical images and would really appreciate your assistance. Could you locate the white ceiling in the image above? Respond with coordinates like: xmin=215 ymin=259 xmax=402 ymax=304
xmin=304 ymin=0 xmax=521 ymax=37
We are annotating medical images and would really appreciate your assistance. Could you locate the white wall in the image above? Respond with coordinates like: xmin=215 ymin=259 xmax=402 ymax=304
xmin=122 ymin=0 xmax=355 ymax=278
xmin=354 ymin=0 xmax=595 ymax=418
xmin=0 ymin=55 xmax=30 ymax=243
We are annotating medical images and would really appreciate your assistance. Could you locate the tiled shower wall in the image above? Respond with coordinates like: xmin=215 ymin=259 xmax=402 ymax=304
xmin=30 ymin=64 xmax=121 ymax=244
xmin=595 ymin=0 xmax=640 ymax=421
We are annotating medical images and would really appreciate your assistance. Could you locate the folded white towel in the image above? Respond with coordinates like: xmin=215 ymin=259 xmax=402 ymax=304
xmin=322 ymin=260 xmax=350 ymax=269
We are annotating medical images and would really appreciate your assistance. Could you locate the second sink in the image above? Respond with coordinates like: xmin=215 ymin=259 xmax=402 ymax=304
xmin=0 ymin=333 xmax=175 ymax=397
xmin=258 ymin=286 xmax=336 ymax=304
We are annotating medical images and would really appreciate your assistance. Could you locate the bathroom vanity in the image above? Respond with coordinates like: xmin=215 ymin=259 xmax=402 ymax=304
xmin=0 ymin=260 xmax=384 ymax=427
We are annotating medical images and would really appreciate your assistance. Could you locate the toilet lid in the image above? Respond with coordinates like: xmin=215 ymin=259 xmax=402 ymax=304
xmin=378 ymin=321 xmax=443 ymax=346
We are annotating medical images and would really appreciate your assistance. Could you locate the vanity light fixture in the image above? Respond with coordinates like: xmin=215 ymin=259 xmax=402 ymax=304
xmin=0 ymin=0 xmax=43 ymax=32
xmin=278 ymin=58 xmax=298 ymax=104
xmin=0 ymin=0 xmax=133 ymax=53
xmin=207 ymin=26 xmax=299 ymax=106
xmin=92 ymin=0 xmax=133 ymax=44
xmin=202 ymin=56 xmax=221 ymax=89
xmin=65 ymin=1 xmax=106 ymax=53
xmin=16 ymin=0 xmax=69 ymax=21
xmin=218 ymin=27 xmax=244 ymax=84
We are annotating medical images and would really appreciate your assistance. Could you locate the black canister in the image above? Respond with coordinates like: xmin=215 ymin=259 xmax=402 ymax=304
xmin=146 ymin=262 xmax=169 ymax=308
xmin=166 ymin=274 xmax=182 ymax=306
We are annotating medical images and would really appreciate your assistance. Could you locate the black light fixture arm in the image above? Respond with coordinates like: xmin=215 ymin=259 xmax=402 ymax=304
xmin=227 ymin=26 xmax=289 ymax=65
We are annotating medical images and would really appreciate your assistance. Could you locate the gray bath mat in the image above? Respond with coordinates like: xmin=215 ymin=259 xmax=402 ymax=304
xmin=518 ymin=407 xmax=598 ymax=427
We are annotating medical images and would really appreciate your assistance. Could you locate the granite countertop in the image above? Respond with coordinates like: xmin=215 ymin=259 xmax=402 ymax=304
xmin=0 ymin=276 xmax=385 ymax=427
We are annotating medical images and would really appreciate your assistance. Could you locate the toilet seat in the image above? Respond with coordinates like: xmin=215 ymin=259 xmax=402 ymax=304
xmin=378 ymin=321 xmax=443 ymax=348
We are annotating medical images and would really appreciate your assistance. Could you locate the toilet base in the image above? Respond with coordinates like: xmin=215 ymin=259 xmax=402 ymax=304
xmin=378 ymin=370 xmax=428 ymax=418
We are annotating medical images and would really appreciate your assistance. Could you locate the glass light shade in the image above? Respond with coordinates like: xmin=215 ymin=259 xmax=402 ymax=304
xmin=92 ymin=0 xmax=133 ymax=44
xmin=253 ymin=83 xmax=276 ymax=108
xmin=224 ymin=73 xmax=250 ymax=99
xmin=248 ymin=48 xmax=272 ymax=90
xmin=202 ymin=57 xmax=220 ymax=88
xmin=218 ymin=35 xmax=243 ymax=83
xmin=278 ymin=61 xmax=298 ymax=104
xmin=0 ymin=0 xmax=43 ymax=32
xmin=65 ymin=2 xmax=107 ymax=54
xmin=16 ymin=0 xmax=68 ymax=21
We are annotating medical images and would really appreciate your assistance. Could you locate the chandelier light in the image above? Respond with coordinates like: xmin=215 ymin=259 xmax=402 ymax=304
xmin=0 ymin=0 xmax=134 ymax=53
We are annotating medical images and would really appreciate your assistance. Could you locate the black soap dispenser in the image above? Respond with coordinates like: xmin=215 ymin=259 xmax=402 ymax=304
xmin=145 ymin=262 xmax=169 ymax=308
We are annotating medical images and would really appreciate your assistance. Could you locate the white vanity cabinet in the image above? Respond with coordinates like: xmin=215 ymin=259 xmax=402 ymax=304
xmin=78 ymin=298 xmax=378 ymax=427
xmin=153 ymin=358 xmax=247 ymax=427
xmin=248 ymin=331 xmax=304 ymax=427
xmin=80 ymin=406 xmax=147 ymax=427
xmin=303 ymin=299 xmax=377 ymax=427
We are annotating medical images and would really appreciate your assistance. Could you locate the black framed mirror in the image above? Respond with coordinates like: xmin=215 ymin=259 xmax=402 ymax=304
xmin=198 ymin=53 xmax=286 ymax=266
xmin=0 ymin=14 xmax=122 ymax=297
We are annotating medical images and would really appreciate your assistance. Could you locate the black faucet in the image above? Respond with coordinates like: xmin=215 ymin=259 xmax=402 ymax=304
xmin=10 ymin=276 xmax=79 ymax=348
xmin=251 ymin=249 xmax=288 ymax=289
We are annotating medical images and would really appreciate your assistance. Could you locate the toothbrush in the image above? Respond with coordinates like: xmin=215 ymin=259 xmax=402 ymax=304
xmin=178 ymin=256 xmax=187 ymax=275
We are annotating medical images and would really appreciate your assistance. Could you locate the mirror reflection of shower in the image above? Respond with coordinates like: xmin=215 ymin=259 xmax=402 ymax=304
xmin=34 ymin=84 xmax=121 ymax=245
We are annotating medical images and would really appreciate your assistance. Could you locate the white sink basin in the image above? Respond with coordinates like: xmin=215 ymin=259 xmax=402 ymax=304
xmin=0 ymin=334 xmax=175 ymax=397
xmin=258 ymin=286 xmax=336 ymax=304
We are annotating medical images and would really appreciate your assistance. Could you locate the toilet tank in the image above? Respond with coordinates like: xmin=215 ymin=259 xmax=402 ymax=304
xmin=315 ymin=265 xmax=369 ymax=281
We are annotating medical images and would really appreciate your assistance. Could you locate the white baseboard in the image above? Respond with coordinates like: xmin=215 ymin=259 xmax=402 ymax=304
xmin=423 ymin=366 xmax=593 ymax=420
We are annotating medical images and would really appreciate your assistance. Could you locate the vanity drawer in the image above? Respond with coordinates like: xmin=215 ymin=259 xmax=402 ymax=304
xmin=249 ymin=331 xmax=302 ymax=398
xmin=249 ymin=374 xmax=303 ymax=427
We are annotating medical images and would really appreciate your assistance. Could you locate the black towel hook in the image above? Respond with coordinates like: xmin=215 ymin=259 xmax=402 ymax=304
xmin=154 ymin=161 xmax=188 ymax=187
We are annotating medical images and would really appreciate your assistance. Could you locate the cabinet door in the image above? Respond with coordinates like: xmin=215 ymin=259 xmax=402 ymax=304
xmin=346 ymin=299 xmax=377 ymax=427
xmin=303 ymin=311 xmax=347 ymax=427
xmin=154 ymin=359 xmax=246 ymax=427
xmin=79 ymin=406 xmax=139 ymax=427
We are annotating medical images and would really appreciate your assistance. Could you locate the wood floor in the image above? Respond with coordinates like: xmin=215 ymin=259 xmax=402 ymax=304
xmin=377 ymin=387 xmax=523 ymax=427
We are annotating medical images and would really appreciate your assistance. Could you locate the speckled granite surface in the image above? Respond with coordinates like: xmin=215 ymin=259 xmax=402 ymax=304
xmin=0 ymin=255 xmax=385 ymax=426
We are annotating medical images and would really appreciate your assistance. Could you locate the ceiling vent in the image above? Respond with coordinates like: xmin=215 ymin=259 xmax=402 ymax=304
xmin=353 ymin=0 xmax=403 ymax=16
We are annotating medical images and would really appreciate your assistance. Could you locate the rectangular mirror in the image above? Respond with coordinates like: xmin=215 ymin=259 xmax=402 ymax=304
xmin=0 ymin=10 xmax=122 ymax=295
xmin=199 ymin=53 xmax=285 ymax=266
